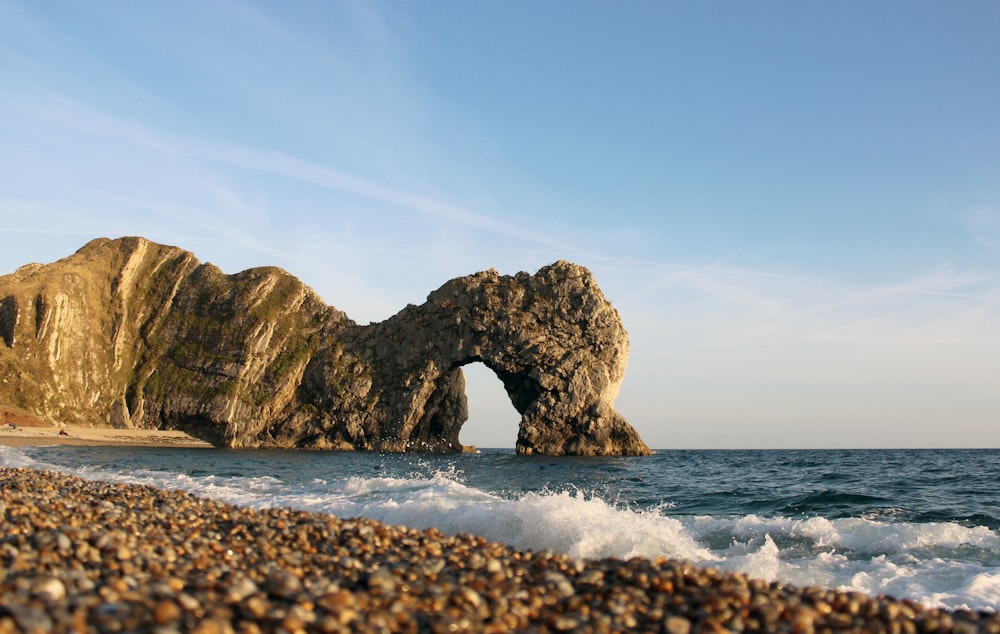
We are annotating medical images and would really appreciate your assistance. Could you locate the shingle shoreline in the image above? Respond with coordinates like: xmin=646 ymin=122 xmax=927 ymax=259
xmin=1 ymin=467 xmax=997 ymax=633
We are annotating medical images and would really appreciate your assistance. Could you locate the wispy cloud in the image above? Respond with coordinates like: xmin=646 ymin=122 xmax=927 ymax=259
xmin=929 ymin=195 xmax=1000 ymax=253
xmin=194 ymin=143 xmax=559 ymax=247
xmin=0 ymin=90 xmax=565 ymax=253
xmin=594 ymin=256 xmax=1000 ymax=355
xmin=960 ymin=204 xmax=1000 ymax=251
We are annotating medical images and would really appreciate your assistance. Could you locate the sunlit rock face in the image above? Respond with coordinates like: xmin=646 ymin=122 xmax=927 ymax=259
xmin=0 ymin=237 xmax=651 ymax=456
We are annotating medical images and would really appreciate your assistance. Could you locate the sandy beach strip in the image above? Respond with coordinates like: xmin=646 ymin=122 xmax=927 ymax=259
xmin=0 ymin=425 xmax=213 ymax=448
xmin=2 ymin=468 xmax=998 ymax=633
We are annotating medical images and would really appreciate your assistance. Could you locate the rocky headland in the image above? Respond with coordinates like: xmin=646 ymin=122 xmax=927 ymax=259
xmin=0 ymin=237 xmax=650 ymax=455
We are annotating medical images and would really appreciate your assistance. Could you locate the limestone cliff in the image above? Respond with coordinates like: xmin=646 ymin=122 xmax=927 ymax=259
xmin=0 ymin=237 xmax=651 ymax=455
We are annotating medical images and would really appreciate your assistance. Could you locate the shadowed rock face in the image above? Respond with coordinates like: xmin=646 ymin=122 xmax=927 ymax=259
xmin=0 ymin=237 xmax=651 ymax=456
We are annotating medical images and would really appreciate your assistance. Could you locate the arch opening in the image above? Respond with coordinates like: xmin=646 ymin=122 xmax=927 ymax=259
xmin=459 ymin=362 xmax=521 ymax=450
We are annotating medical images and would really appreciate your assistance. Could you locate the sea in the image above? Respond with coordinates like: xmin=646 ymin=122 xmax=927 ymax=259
xmin=2 ymin=445 xmax=998 ymax=613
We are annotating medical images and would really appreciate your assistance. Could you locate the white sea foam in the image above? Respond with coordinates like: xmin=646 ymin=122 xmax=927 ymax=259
xmin=2 ymin=446 xmax=998 ymax=612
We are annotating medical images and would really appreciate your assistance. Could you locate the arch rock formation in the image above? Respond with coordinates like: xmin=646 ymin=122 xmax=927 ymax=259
xmin=0 ymin=237 xmax=651 ymax=456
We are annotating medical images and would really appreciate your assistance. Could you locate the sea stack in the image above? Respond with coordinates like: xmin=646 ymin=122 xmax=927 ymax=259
xmin=0 ymin=237 xmax=651 ymax=456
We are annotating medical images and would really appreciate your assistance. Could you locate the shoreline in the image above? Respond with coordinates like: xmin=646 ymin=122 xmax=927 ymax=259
xmin=0 ymin=424 xmax=213 ymax=448
xmin=2 ymin=467 xmax=998 ymax=633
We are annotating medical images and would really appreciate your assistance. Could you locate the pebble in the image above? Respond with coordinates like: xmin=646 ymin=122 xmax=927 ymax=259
xmin=3 ymin=466 xmax=1000 ymax=633
xmin=32 ymin=577 xmax=66 ymax=602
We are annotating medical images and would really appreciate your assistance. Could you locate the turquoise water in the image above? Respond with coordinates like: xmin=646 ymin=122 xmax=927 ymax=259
xmin=3 ymin=446 xmax=998 ymax=612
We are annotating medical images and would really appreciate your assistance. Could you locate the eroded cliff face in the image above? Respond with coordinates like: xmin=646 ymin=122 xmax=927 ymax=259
xmin=0 ymin=237 xmax=651 ymax=456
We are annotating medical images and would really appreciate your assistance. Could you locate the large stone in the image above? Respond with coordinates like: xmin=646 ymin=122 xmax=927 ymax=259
xmin=0 ymin=237 xmax=651 ymax=455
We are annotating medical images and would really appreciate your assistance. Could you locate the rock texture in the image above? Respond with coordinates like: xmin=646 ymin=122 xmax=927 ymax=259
xmin=0 ymin=237 xmax=650 ymax=455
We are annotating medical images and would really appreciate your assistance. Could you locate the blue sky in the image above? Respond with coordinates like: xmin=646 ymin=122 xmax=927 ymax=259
xmin=1 ymin=1 xmax=998 ymax=448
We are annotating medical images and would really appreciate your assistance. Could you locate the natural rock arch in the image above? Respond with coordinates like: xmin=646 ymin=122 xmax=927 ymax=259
xmin=0 ymin=237 xmax=652 ymax=456
xmin=333 ymin=262 xmax=649 ymax=455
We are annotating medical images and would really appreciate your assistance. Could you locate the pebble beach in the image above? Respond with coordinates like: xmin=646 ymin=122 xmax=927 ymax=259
xmin=2 ymin=468 xmax=999 ymax=633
